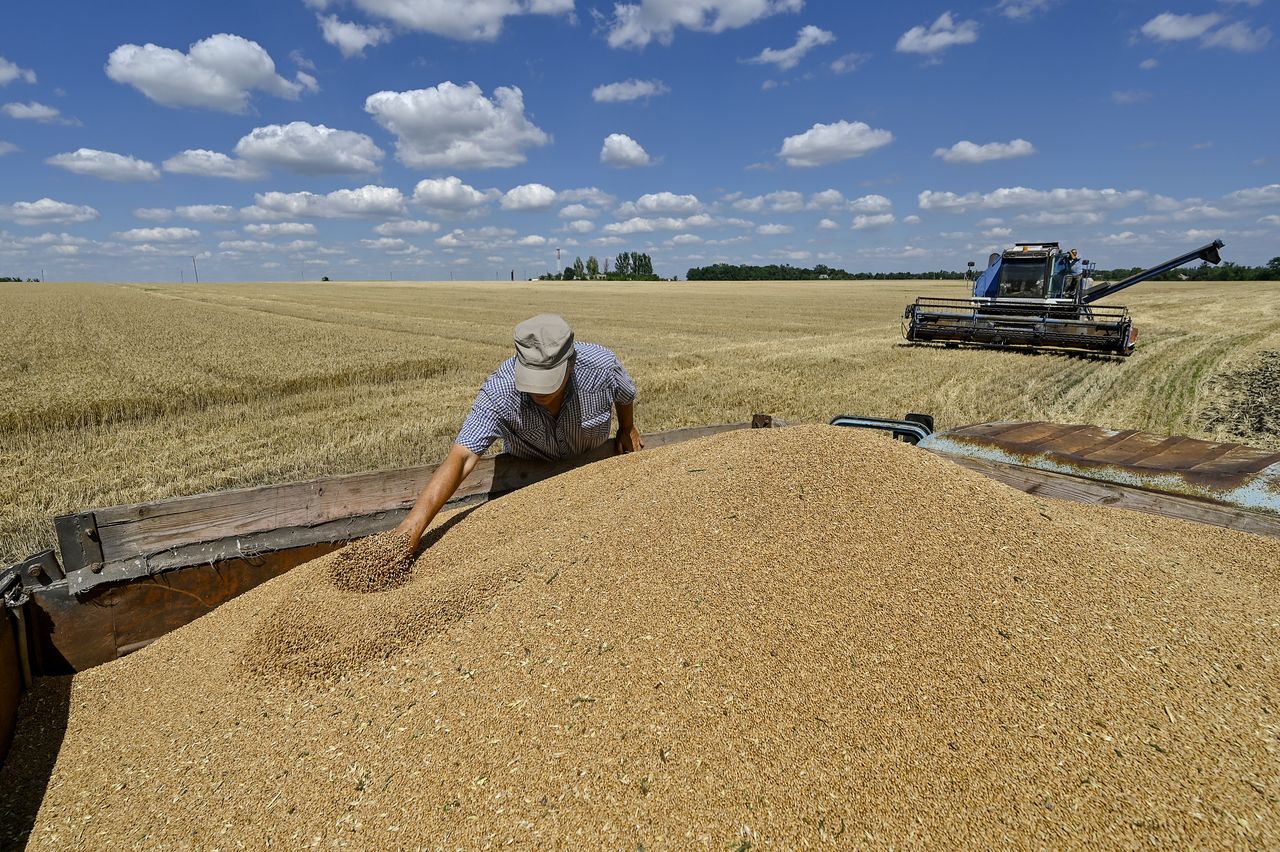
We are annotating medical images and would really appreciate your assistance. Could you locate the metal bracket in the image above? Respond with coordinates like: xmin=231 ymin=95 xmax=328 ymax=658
xmin=9 ymin=549 xmax=63 ymax=592
xmin=53 ymin=511 xmax=104 ymax=574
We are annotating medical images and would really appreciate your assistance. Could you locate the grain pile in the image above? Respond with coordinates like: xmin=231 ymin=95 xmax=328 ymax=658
xmin=326 ymin=530 xmax=413 ymax=594
xmin=9 ymin=426 xmax=1280 ymax=849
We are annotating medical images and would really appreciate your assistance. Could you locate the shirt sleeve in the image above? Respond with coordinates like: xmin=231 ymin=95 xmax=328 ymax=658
xmin=455 ymin=388 xmax=502 ymax=455
xmin=611 ymin=355 xmax=638 ymax=405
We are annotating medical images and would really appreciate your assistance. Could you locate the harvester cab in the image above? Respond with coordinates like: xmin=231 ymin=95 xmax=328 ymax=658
xmin=904 ymin=239 xmax=1225 ymax=356
xmin=973 ymin=242 xmax=1093 ymax=302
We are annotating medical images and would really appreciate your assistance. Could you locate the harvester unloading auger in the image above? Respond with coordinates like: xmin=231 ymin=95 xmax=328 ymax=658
xmin=903 ymin=238 xmax=1225 ymax=356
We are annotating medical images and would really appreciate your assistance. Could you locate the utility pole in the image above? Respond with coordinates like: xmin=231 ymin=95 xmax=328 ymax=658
xmin=180 ymin=268 xmax=184 ymax=283
xmin=191 ymin=256 xmax=200 ymax=283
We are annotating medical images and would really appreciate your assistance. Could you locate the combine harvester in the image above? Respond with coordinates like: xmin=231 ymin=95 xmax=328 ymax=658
xmin=903 ymin=239 xmax=1225 ymax=356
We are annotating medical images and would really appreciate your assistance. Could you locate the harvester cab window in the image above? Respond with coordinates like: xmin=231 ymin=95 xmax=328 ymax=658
xmin=997 ymin=259 xmax=1050 ymax=299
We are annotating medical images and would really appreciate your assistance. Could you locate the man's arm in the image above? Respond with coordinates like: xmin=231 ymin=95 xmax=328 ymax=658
xmin=611 ymin=353 xmax=642 ymax=454
xmin=395 ymin=443 xmax=481 ymax=551
xmin=615 ymin=400 xmax=644 ymax=453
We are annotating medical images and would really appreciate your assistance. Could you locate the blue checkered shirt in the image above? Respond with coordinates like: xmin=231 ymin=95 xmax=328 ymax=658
xmin=456 ymin=343 xmax=638 ymax=461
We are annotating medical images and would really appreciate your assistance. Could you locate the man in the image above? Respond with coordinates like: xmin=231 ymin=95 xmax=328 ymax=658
xmin=1056 ymin=248 xmax=1085 ymax=298
xmin=396 ymin=314 xmax=642 ymax=550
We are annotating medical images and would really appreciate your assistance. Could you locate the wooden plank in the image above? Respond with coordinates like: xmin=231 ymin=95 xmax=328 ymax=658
xmin=85 ymin=422 xmax=753 ymax=570
xmin=944 ymin=455 xmax=1280 ymax=541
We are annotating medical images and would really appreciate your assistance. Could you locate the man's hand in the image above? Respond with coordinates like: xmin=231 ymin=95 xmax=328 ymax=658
xmin=394 ymin=514 xmax=428 ymax=553
xmin=616 ymin=425 xmax=644 ymax=454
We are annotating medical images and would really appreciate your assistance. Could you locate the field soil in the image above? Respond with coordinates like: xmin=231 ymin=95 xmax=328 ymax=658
xmin=2 ymin=278 xmax=1278 ymax=562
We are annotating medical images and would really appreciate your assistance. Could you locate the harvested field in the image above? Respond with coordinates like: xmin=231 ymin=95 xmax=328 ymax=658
xmin=7 ymin=427 xmax=1278 ymax=848
xmin=3 ymin=278 xmax=1279 ymax=564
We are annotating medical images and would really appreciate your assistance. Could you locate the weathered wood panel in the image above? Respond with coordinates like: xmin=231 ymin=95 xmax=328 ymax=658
xmin=52 ymin=423 xmax=757 ymax=592
xmin=945 ymin=455 xmax=1280 ymax=540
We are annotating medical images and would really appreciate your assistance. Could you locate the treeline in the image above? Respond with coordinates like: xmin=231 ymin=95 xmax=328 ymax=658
xmin=685 ymin=263 xmax=968 ymax=281
xmin=1 ymin=276 xmax=40 ymax=282
xmin=539 ymin=252 xmax=665 ymax=281
xmin=1095 ymin=258 xmax=1280 ymax=282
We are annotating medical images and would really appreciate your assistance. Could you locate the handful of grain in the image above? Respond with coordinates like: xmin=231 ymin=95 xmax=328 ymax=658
xmin=326 ymin=530 xmax=413 ymax=593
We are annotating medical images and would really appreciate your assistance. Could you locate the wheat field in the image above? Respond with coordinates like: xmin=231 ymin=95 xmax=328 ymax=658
xmin=2 ymin=278 xmax=1277 ymax=564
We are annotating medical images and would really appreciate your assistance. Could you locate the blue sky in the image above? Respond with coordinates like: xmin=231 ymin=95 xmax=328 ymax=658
xmin=0 ymin=0 xmax=1276 ymax=281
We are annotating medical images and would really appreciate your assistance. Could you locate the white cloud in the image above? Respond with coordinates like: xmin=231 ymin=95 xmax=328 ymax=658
xmin=1101 ymin=231 xmax=1141 ymax=245
xmin=778 ymin=120 xmax=893 ymax=167
xmin=3 ymin=198 xmax=99 ymax=226
xmin=1201 ymin=21 xmax=1271 ymax=52
xmin=817 ymin=218 xmax=838 ymax=230
xmin=2 ymin=101 xmax=73 ymax=123
xmin=313 ymin=0 xmax=573 ymax=41
xmin=134 ymin=208 xmax=172 ymax=221
xmin=747 ymin=25 xmax=836 ymax=70
xmin=1141 ymin=12 xmax=1222 ymax=41
xmin=996 ymin=0 xmax=1054 ymax=19
xmin=617 ymin=192 xmax=701 ymax=215
xmin=517 ymin=234 xmax=548 ymax=246
xmin=756 ymin=223 xmax=793 ymax=235
xmin=558 ymin=187 xmax=616 ymax=207
xmin=373 ymin=220 xmax=439 ymax=235
xmin=176 ymin=205 xmax=238 ymax=222
xmin=1223 ymin=183 xmax=1280 ymax=207
xmin=162 ymin=149 xmax=265 ymax=180
xmin=116 ymin=227 xmax=201 ymax=242
xmin=360 ymin=237 xmax=411 ymax=253
xmin=896 ymin=12 xmax=979 ymax=56
xmin=1259 ymin=215 xmax=1280 ymax=226
xmin=604 ymin=0 xmax=803 ymax=49
xmin=1018 ymin=210 xmax=1104 ymax=226
xmin=502 ymin=183 xmax=558 ymax=210
xmin=0 ymin=57 xmax=36 ymax=86
xmin=219 ymin=239 xmax=275 ymax=252
xmin=1140 ymin=58 xmax=1159 ymax=70
xmin=234 ymin=122 xmax=384 ymax=175
xmin=603 ymin=214 xmax=722 ymax=234
xmin=0 ymin=140 xmax=15 ymax=156
xmin=592 ymin=79 xmax=670 ymax=102
xmin=853 ymin=213 xmax=895 ymax=229
xmin=46 ymin=148 xmax=160 ymax=182
xmin=412 ymin=176 xmax=496 ymax=212
xmin=671 ymin=233 xmax=702 ymax=244
xmin=565 ymin=220 xmax=595 ymax=234
xmin=600 ymin=133 xmax=653 ymax=168
xmin=934 ymin=138 xmax=1036 ymax=164
xmin=763 ymin=190 xmax=805 ymax=212
xmin=365 ymin=81 xmax=549 ymax=169
xmin=829 ymin=52 xmax=869 ymax=74
xmin=250 ymin=185 xmax=406 ymax=219
xmin=1112 ymin=90 xmax=1151 ymax=105
xmin=903 ymin=214 xmax=921 ymax=225
xmin=105 ymin=33 xmax=314 ymax=112
xmin=317 ymin=14 xmax=392 ymax=57
xmin=732 ymin=195 xmax=765 ymax=212
xmin=919 ymin=186 xmax=1148 ymax=213
xmin=245 ymin=222 xmax=317 ymax=237
xmin=558 ymin=203 xmax=597 ymax=219
xmin=803 ymin=188 xmax=844 ymax=208
xmin=849 ymin=194 xmax=892 ymax=213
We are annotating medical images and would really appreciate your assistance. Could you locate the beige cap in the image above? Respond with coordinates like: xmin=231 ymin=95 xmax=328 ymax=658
xmin=513 ymin=314 xmax=574 ymax=394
